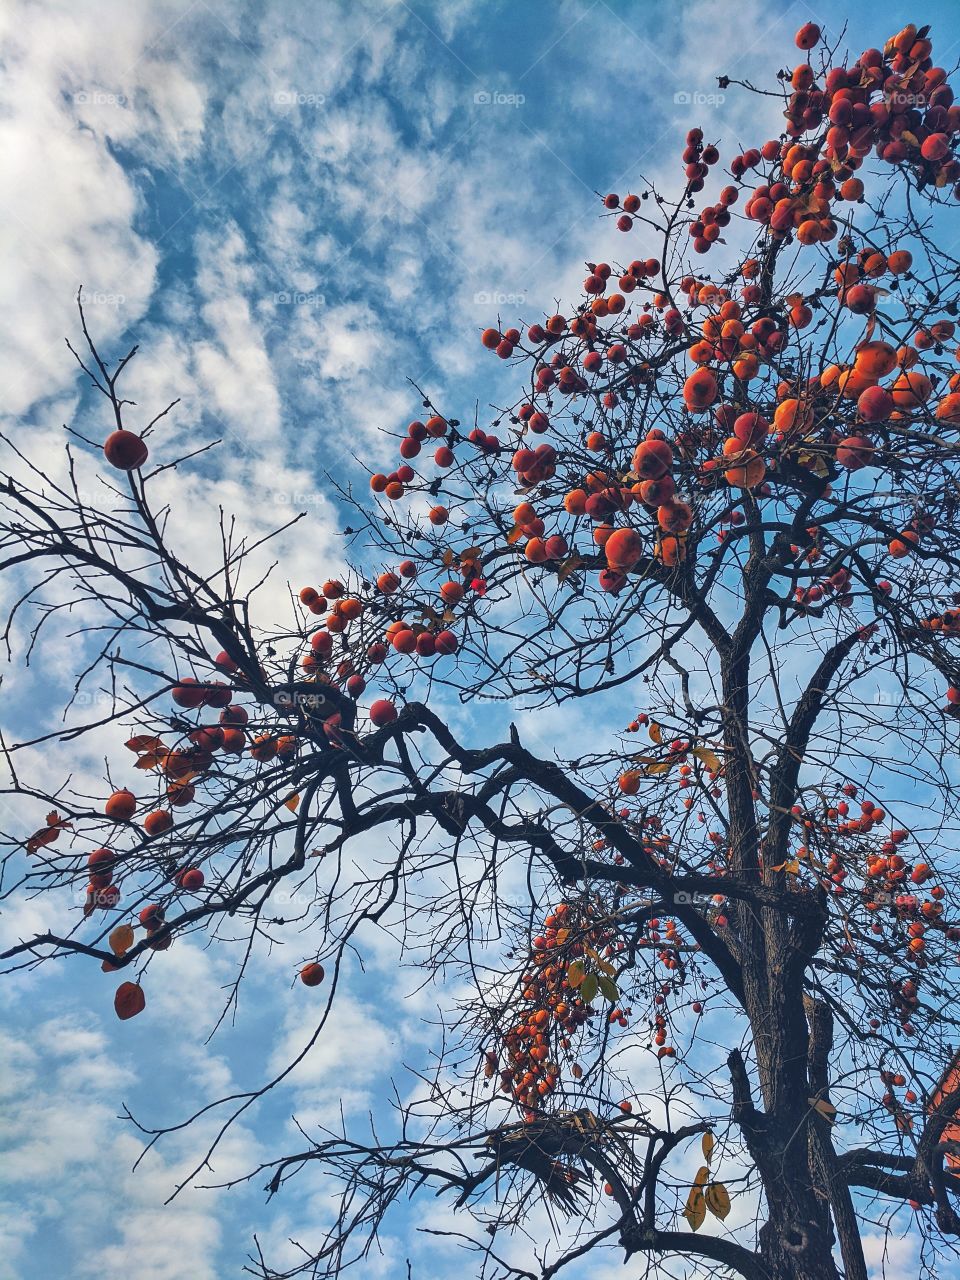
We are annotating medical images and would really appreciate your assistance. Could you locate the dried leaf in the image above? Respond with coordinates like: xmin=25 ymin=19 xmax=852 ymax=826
xmin=693 ymin=1165 xmax=710 ymax=1188
xmin=284 ymin=793 xmax=300 ymax=812
xmin=25 ymin=826 xmax=60 ymax=853
xmin=442 ymin=548 xmax=456 ymax=566
xmin=125 ymin=736 xmax=164 ymax=753
xmin=108 ymin=924 xmax=135 ymax=957
xmin=683 ymin=1185 xmax=706 ymax=1231
xmin=693 ymin=746 xmax=721 ymax=772
xmin=644 ymin=760 xmax=672 ymax=776
xmin=557 ymin=555 xmax=583 ymax=582
xmin=134 ymin=752 xmax=163 ymax=771
xmin=705 ymin=1181 xmax=731 ymax=1220
xmin=505 ymin=525 xmax=524 ymax=545
xmin=114 ymin=981 xmax=146 ymax=1021
xmin=809 ymin=1097 xmax=837 ymax=1123
xmin=648 ymin=722 xmax=663 ymax=745
xmin=702 ymin=1131 xmax=715 ymax=1163
xmin=567 ymin=959 xmax=585 ymax=988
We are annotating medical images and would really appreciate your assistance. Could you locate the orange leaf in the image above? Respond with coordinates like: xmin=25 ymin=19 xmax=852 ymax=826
xmin=284 ymin=793 xmax=300 ymax=812
xmin=506 ymin=525 xmax=524 ymax=545
xmin=25 ymin=826 xmax=60 ymax=853
xmin=648 ymin=722 xmax=663 ymax=745
xmin=134 ymin=753 xmax=163 ymax=770
xmin=114 ymin=982 xmax=145 ymax=1020
xmin=109 ymin=924 xmax=135 ymax=957
xmin=125 ymin=736 xmax=164 ymax=753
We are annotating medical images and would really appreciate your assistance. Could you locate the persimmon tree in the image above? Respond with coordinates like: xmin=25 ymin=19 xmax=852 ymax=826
xmin=7 ymin=17 xmax=960 ymax=1280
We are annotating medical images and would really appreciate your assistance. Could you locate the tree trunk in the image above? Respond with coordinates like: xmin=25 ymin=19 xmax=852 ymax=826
xmin=729 ymin=1047 xmax=844 ymax=1280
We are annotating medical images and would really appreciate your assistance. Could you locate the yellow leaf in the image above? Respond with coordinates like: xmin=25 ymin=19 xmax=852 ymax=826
xmin=555 ymin=928 xmax=570 ymax=945
xmin=108 ymin=924 xmax=135 ymax=957
xmin=595 ymin=958 xmax=616 ymax=978
xmin=702 ymin=1131 xmax=715 ymax=1163
xmin=809 ymin=1097 xmax=837 ymax=1123
xmin=644 ymin=761 xmax=672 ymax=776
xmin=693 ymin=1165 xmax=710 ymax=1188
xmin=900 ymin=130 xmax=919 ymax=148
xmin=648 ymin=722 xmax=662 ymax=745
xmin=693 ymin=746 xmax=721 ymax=772
xmin=284 ymin=793 xmax=300 ymax=812
xmin=705 ymin=1181 xmax=731 ymax=1220
xmin=683 ymin=1185 xmax=706 ymax=1231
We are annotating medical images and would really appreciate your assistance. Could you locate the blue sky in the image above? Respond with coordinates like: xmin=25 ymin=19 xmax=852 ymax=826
xmin=3 ymin=1 xmax=960 ymax=1278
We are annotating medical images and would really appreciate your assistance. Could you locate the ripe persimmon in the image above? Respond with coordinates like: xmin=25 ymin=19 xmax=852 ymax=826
xmin=369 ymin=699 xmax=398 ymax=726
xmin=103 ymin=430 xmax=148 ymax=471
xmin=105 ymin=790 xmax=137 ymax=821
